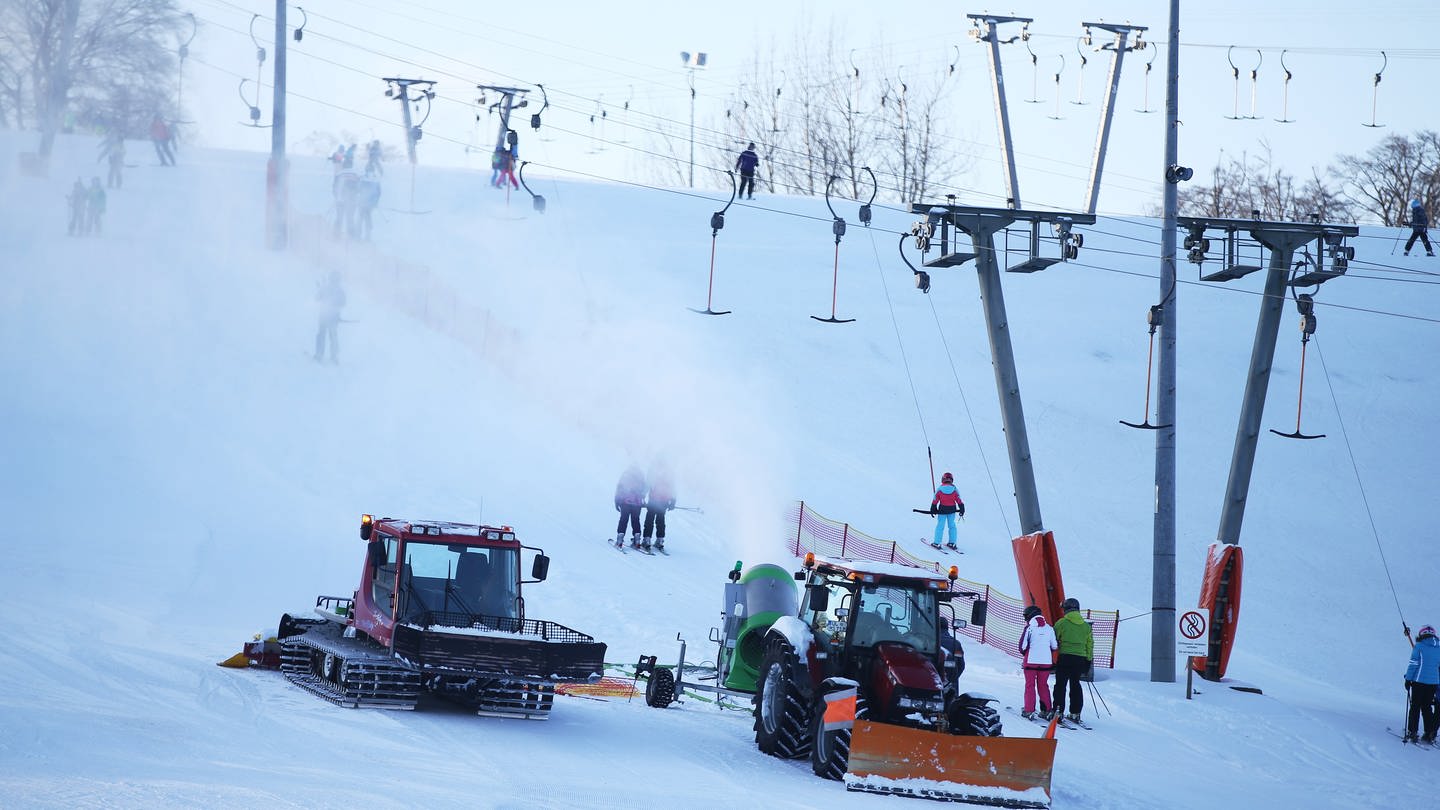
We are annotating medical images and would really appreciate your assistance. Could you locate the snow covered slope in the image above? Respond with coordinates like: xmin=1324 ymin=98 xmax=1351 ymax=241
xmin=1 ymin=131 xmax=1436 ymax=809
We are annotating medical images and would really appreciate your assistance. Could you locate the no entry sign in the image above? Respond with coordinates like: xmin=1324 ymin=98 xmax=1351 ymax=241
xmin=1178 ymin=608 xmax=1210 ymax=656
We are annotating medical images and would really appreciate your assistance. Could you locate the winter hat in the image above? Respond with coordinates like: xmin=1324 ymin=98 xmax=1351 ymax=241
xmin=1412 ymin=199 xmax=1423 ymax=208
xmin=747 ymin=142 xmax=755 ymax=149
xmin=1061 ymin=597 xmax=1080 ymax=612
xmin=941 ymin=472 xmax=954 ymax=484
xmin=1023 ymin=605 xmax=1042 ymax=621
xmin=1419 ymin=625 xmax=1436 ymax=640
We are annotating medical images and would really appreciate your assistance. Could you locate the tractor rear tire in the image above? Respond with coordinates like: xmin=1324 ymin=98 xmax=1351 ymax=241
xmin=811 ymin=694 xmax=864 ymax=780
xmin=753 ymin=638 xmax=812 ymax=759
xmin=645 ymin=666 xmax=676 ymax=708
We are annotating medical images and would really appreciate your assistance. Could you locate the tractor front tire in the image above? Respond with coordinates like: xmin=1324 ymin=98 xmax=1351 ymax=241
xmin=948 ymin=698 xmax=1004 ymax=737
xmin=753 ymin=638 xmax=812 ymax=759
xmin=645 ymin=666 xmax=676 ymax=708
xmin=811 ymin=694 xmax=864 ymax=780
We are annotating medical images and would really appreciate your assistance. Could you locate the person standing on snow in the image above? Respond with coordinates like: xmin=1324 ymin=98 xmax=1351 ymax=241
xmin=1403 ymin=199 xmax=1434 ymax=257
xmin=1051 ymin=597 xmax=1094 ymax=724
xmin=66 ymin=178 xmax=88 ymax=236
xmin=313 ymin=271 xmax=347 ymax=364
xmin=929 ymin=472 xmax=965 ymax=550
xmin=641 ymin=464 xmax=676 ymax=552
xmin=734 ymin=142 xmax=759 ymax=199
xmin=149 ymin=116 xmax=174 ymax=166
xmin=1019 ymin=605 xmax=1058 ymax=720
xmin=614 ymin=464 xmax=647 ymax=549
xmin=1404 ymin=624 xmax=1440 ymax=743
xmin=365 ymin=140 xmax=384 ymax=177
xmin=86 ymin=177 xmax=107 ymax=235
xmin=99 ymin=129 xmax=125 ymax=189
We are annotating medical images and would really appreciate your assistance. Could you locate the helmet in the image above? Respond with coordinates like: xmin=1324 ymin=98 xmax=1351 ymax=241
xmin=941 ymin=472 xmax=954 ymax=483
xmin=1023 ymin=605 xmax=1042 ymax=621
xmin=1412 ymin=199 xmax=1423 ymax=208
xmin=1061 ymin=597 xmax=1080 ymax=612
xmin=1419 ymin=625 xmax=1436 ymax=639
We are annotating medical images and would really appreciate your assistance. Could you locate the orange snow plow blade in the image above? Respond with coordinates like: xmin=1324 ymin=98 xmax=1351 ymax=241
xmin=845 ymin=721 xmax=1056 ymax=808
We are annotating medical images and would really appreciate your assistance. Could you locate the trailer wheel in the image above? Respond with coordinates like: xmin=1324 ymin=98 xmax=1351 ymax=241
xmin=948 ymin=698 xmax=1003 ymax=737
xmin=753 ymin=638 xmax=812 ymax=759
xmin=645 ymin=666 xmax=676 ymax=708
xmin=811 ymin=694 xmax=865 ymax=780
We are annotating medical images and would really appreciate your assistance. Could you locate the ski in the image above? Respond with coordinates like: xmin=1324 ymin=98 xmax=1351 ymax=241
xmin=1387 ymin=727 xmax=1435 ymax=747
xmin=651 ymin=545 xmax=670 ymax=555
xmin=1058 ymin=716 xmax=1094 ymax=730
xmin=1004 ymin=706 xmax=1053 ymax=726
xmin=607 ymin=538 xmax=626 ymax=553
xmin=919 ymin=539 xmax=963 ymax=555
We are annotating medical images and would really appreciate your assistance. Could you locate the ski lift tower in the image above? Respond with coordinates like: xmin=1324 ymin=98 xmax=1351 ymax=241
xmin=1082 ymin=21 xmax=1147 ymax=214
xmin=477 ymin=85 xmax=530 ymax=157
xmin=908 ymin=203 xmax=1094 ymax=533
xmin=967 ymin=13 xmax=1030 ymax=208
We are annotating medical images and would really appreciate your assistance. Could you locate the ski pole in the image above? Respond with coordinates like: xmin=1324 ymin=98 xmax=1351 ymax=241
xmin=1403 ymin=683 xmax=1412 ymax=741
xmin=1087 ymin=678 xmax=1111 ymax=716
xmin=672 ymin=505 xmax=704 ymax=514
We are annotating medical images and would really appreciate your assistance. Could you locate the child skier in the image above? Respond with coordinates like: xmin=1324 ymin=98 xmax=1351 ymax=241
xmin=1404 ymin=624 xmax=1439 ymax=743
xmin=1019 ymin=605 xmax=1058 ymax=720
xmin=929 ymin=472 xmax=965 ymax=550
xmin=614 ymin=464 xmax=647 ymax=548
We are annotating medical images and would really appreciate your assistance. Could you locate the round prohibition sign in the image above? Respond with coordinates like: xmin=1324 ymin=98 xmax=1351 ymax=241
xmin=1180 ymin=610 xmax=1208 ymax=640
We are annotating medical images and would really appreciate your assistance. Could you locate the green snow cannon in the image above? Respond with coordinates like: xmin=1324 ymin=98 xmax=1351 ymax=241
xmin=717 ymin=562 xmax=799 ymax=692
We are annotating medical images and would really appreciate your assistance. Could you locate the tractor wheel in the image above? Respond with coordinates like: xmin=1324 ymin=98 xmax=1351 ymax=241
xmin=645 ymin=666 xmax=676 ymax=708
xmin=810 ymin=694 xmax=865 ymax=780
xmin=947 ymin=697 xmax=1004 ymax=737
xmin=753 ymin=638 xmax=812 ymax=759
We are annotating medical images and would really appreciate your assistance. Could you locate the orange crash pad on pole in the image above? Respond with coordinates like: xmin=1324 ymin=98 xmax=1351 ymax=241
xmin=1192 ymin=543 xmax=1244 ymax=680
xmin=1012 ymin=531 xmax=1066 ymax=620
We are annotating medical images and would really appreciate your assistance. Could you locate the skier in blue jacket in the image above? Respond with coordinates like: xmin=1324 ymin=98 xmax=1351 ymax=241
xmin=1404 ymin=624 xmax=1440 ymax=742
xmin=1403 ymin=199 xmax=1433 ymax=257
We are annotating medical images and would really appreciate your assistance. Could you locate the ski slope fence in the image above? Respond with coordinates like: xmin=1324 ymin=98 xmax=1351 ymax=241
xmin=786 ymin=501 xmax=1118 ymax=669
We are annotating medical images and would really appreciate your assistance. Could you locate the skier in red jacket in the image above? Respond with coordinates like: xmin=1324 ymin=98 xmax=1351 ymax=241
xmin=929 ymin=472 xmax=965 ymax=550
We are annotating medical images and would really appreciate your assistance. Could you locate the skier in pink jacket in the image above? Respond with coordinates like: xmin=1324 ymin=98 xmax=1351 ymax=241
xmin=1019 ymin=605 xmax=1058 ymax=720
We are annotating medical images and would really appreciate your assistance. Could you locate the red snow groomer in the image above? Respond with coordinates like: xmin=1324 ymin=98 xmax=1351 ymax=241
xmin=275 ymin=514 xmax=606 ymax=718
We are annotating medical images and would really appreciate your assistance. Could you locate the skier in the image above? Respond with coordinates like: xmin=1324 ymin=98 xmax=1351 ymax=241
xmin=313 ymin=271 xmax=347 ymax=364
xmin=1019 ymin=605 xmax=1058 ymax=720
xmin=86 ymin=177 xmax=107 ymax=235
xmin=66 ymin=178 xmax=88 ymax=236
xmin=364 ymin=140 xmax=384 ymax=177
xmin=1403 ymin=199 xmax=1434 ymax=257
xmin=1403 ymin=624 xmax=1439 ymax=743
xmin=343 ymin=143 xmax=357 ymax=170
xmin=1051 ymin=597 xmax=1094 ymax=725
xmin=333 ymin=171 xmax=360 ymax=238
xmin=498 ymin=145 xmax=519 ymax=190
xmin=356 ymin=177 xmax=381 ymax=240
xmin=99 ymin=130 xmax=125 ymax=189
xmin=641 ymin=464 xmax=676 ymax=552
xmin=734 ymin=142 xmax=759 ymax=199
xmin=614 ymin=464 xmax=647 ymax=548
xmin=149 ymin=116 xmax=174 ymax=166
xmin=929 ymin=472 xmax=965 ymax=550
xmin=489 ymin=148 xmax=505 ymax=187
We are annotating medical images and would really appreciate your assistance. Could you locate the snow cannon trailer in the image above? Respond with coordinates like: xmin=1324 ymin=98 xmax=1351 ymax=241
xmin=642 ymin=556 xmax=1056 ymax=808
xmin=277 ymin=514 xmax=606 ymax=719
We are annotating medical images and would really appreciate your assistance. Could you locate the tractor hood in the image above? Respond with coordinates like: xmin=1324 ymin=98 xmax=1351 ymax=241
xmin=874 ymin=641 xmax=944 ymax=692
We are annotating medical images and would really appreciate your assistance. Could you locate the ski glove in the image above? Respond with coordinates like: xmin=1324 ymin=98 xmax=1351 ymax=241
xmin=1406 ymin=680 xmax=1415 ymax=690
xmin=615 ymin=503 xmax=621 ymax=512
xmin=929 ymin=506 xmax=938 ymax=516
xmin=957 ymin=501 xmax=965 ymax=517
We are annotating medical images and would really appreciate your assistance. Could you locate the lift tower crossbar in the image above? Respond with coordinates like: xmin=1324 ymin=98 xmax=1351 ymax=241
xmin=968 ymin=14 xmax=1031 ymax=209
xmin=911 ymin=203 xmax=1095 ymax=534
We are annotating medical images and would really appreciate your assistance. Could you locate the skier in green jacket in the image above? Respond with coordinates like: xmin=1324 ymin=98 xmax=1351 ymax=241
xmin=1051 ymin=597 xmax=1094 ymax=724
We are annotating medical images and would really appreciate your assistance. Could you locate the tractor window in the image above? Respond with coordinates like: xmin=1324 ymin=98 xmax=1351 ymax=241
xmin=371 ymin=533 xmax=400 ymax=618
xmin=400 ymin=542 xmax=520 ymax=623
xmin=852 ymin=585 xmax=938 ymax=654
xmin=804 ymin=577 xmax=853 ymax=647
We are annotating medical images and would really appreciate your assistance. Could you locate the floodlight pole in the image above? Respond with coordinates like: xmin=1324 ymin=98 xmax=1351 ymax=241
xmin=1083 ymin=22 xmax=1147 ymax=214
xmin=911 ymin=204 xmax=1095 ymax=533
xmin=265 ymin=0 xmax=288 ymax=250
xmin=969 ymin=14 xmax=1031 ymax=208
xmin=1152 ymin=0 xmax=1179 ymax=684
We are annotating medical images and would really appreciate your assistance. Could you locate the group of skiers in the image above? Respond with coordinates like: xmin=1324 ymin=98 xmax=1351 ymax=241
xmin=66 ymin=177 xmax=107 ymax=237
xmin=613 ymin=463 xmax=676 ymax=552
xmin=491 ymin=142 xmax=519 ymax=189
xmin=331 ymin=142 xmax=383 ymax=240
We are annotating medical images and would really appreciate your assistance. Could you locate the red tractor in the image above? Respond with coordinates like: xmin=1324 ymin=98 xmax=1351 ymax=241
xmin=277 ymin=514 xmax=606 ymax=718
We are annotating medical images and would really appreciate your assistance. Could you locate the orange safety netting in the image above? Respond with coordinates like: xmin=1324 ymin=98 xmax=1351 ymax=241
xmin=786 ymin=501 xmax=1118 ymax=668
xmin=555 ymin=677 xmax=640 ymax=698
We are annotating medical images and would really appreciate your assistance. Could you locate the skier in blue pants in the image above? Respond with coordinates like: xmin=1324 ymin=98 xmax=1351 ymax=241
xmin=929 ymin=472 xmax=965 ymax=550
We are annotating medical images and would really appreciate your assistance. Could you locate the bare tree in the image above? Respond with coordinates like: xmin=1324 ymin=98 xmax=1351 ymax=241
xmin=1 ymin=0 xmax=186 ymax=158
xmin=1176 ymin=142 xmax=1348 ymax=222
xmin=1334 ymin=131 xmax=1440 ymax=225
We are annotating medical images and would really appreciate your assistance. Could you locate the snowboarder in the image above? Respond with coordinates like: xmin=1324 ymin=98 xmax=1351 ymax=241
xmin=149 ymin=116 xmax=174 ymax=166
xmin=642 ymin=464 xmax=675 ymax=551
xmin=364 ymin=140 xmax=384 ymax=177
xmin=1051 ymin=597 xmax=1094 ymax=724
xmin=735 ymin=142 xmax=759 ymax=199
xmin=313 ymin=271 xmax=347 ymax=364
xmin=1403 ymin=199 xmax=1434 ymax=257
xmin=614 ymin=464 xmax=647 ymax=548
xmin=86 ymin=178 xmax=106 ymax=235
xmin=1019 ymin=605 xmax=1057 ymax=720
xmin=929 ymin=472 xmax=965 ymax=550
xmin=1404 ymin=624 xmax=1439 ymax=743
xmin=66 ymin=178 xmax=88 ymax=236
xmin=99 ymin=130 xmax=125 ymax=189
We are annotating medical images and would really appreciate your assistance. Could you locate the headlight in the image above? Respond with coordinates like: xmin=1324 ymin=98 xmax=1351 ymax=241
xmin=897 ymin=695 xmax=946 ymax=712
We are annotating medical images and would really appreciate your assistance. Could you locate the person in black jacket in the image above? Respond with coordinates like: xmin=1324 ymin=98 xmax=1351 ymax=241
xmin=1404 ymin=199 xmax=1434 ymax=257
xmin=735 ymin=143 xmax=759 ymax=199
